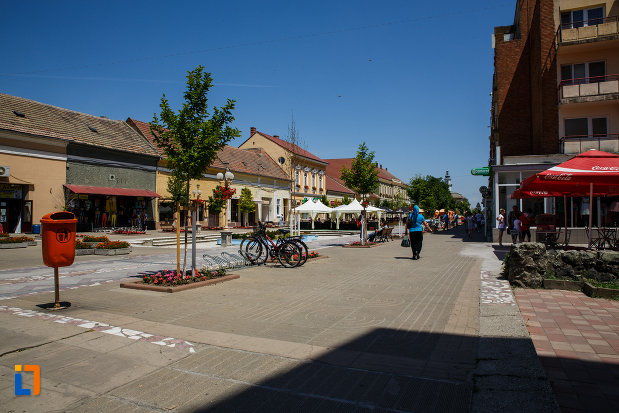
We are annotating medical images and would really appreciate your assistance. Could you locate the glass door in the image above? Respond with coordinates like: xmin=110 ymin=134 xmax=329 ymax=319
xmin=22 ymin=200 xmax=33 ymax=233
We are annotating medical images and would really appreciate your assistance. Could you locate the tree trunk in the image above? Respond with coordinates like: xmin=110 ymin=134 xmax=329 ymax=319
xmin=183 ymin=180 xmax=189 ymax=275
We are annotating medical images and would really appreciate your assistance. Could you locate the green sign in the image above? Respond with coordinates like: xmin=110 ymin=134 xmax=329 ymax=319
xmin=471 ymin=167 xmax=490 ymax=176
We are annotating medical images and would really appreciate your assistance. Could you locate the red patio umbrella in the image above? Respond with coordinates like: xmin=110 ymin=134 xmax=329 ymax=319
xmin=513 ymin=150 xmax=619 ymax=247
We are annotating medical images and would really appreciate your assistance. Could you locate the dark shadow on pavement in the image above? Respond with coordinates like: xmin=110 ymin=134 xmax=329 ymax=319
xmin=183 ymin=327 xmax=613 ymax=412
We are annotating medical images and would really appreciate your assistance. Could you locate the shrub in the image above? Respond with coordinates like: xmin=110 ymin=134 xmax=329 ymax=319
xmin=0 ymin=233 xmax=9 ymax=237
xmin=95 ymin=240 xmax=130 ymax=249
xmin=83 ymin=235 xmax=110 ymax=243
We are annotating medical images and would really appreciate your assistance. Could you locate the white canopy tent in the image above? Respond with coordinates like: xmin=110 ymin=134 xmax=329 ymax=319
xmin=293 ymin=199 xmax=334 ymax=230
xmin=331 ymin=199 xmax=385 ymax=229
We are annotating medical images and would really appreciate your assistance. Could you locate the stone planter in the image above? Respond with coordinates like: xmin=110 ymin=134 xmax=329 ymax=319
xmin=75 ymin=248 xmax=95 ymax=256
xmin=543 ymin=279 xmax=583 ymax=291
xmin=305 ymin=255 xmax=328 ymax=262
xmin=120 ymin=274 xmax=240 ymax=293
xmin=94 ymin=247 xmax=131 ymax=256
xmin=583 ymin=282 xmax=619 ymax=300
xmin=0 ymin=242 xmax=28 ymax=249
xmin=27 ymin=241 xmax=37 ymax=246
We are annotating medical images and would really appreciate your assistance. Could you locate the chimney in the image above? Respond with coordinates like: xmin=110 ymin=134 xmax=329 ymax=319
xmin=273 ymin=135 xmax=279 ymax=139
xmin=379 ymin=164 xmax=382 ymax=169
xmin=250 ymin=126 xmax=256 ymax=136
xmin=385 ymin=167 xmax=388 ymax=171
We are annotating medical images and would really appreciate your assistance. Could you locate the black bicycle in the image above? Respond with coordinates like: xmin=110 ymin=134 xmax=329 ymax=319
xmin=242 ymin=222 xmax=304 ymax=268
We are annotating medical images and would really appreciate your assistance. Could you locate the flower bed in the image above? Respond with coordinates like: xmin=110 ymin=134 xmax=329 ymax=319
xmin=114 ymin=229 xmax=146 ymax=235
xmin=82 ymin=235 xmax=110 ymax=243
xmin=120 ymin=268 xmax=239 ymax=293
xmin=94 ymin=240 xmax=131 ymax=255
xmin=75 ymin=239 xmax=95 ymax=255
xmin=342 ymin=241 xmax=380 ymax=248
xmin=0 ymin=235 xmax=34 ymax=249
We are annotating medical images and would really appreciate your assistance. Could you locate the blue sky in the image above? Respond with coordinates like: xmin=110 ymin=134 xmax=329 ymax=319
xmin=0 ymin=0 xmax=516 ymax=206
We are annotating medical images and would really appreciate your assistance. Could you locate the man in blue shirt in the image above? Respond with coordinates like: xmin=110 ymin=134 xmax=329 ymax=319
xmin=408 ymin=205 xmax=434 ymax=260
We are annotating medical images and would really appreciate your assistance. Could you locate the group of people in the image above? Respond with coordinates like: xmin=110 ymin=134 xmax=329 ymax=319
xmin=496 ymin=205 xmax=534 ymax=247
xmin=463 ymin=211 xmax=484 ymax=238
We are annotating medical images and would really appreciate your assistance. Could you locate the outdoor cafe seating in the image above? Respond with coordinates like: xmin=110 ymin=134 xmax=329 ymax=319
xmin=587 ymin=226 xmax=618 ymax=250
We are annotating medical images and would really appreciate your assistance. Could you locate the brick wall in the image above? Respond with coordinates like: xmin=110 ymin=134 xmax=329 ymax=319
xmin=492 ymin=0 xmax=559 ymax=159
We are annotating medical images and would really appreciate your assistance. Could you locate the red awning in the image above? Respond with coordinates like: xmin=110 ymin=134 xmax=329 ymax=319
xmin=512 ymin=150 xmax=619 ymax=198
xmin=64 ymin=184 xmax=160 ymax=198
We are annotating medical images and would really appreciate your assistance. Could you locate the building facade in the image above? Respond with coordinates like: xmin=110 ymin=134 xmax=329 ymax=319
xmin=129 ymin=119 xmax=290 ymax=227
xmin=239 ymin=127 xmax=327 ymax=221
xmin=0 ymin=94 xmax=160 ymax=233
xmin=324 ymin=158 xmax=409 ymax=206
xmin=490 ymin=0 xmax=619 ymax=234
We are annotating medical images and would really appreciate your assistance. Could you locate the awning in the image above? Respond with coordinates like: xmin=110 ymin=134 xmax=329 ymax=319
xmin=64 ymin=184 xmax=161 ymax=198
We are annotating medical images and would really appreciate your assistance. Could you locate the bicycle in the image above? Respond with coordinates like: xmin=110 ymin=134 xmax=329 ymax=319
xmin=244 ymin=222 xmax=304 ymax=268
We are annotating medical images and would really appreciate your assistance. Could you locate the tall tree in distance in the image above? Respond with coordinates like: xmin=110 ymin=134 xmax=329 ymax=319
xmin=283 ymin=114 xmax=304 ymax=233
xmin=151 ymin=65 xmax=240 ymax=274
xmin=340 ymin=142 xmax=379 ymax=244
xmin=407 ymin=175 xmax=454 ymax=216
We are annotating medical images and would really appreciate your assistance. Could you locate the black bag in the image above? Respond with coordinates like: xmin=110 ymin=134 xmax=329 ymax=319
xmin=401 ymin=237 xmax=410 ymax=247
xmin=507 ymin=227 xmax=512 ymax=235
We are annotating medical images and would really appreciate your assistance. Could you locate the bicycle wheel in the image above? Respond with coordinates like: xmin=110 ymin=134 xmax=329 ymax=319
xmin=245 ymin=238 xmax=265 ymax=265
xmin=290 ymin=238 xmax=308 ymax=266
xmin=277 ymin=240 xmax=303 ymax=268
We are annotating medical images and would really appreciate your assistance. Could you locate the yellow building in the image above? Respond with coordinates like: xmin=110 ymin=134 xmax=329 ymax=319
xmin=128 ymin=119 xmax=290 ymax=227
xmin=239 ymin=127 xmax=328 ymax=220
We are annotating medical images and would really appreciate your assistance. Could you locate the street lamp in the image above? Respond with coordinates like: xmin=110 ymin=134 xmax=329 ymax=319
xmin=217 ymin=167 xmax=234 ymax=247
xmin=216 ymin=168 xmax=234 ymax=229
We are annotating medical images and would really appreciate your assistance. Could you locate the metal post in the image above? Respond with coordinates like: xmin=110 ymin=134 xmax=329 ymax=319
xmin=54 ymin=267 xmax=60 ymax=309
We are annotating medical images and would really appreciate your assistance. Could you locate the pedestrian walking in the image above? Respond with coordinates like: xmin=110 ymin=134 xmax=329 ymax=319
xmin=407 ymin=205 xmax=433 ymax=260
xmin=443 ymin=212 xmax=449 ymax=231
xmin=466 ymin=213 xmax=474 ymax=238
xmin=497 ymin=208 xmax=506 ymax=246
xmin=512 ymin=213 xmax=521 ymax=245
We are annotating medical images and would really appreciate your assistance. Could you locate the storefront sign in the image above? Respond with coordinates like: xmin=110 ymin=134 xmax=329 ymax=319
xmin=471 ymin=167 xmax=490 ymax=176
xmin=78 ymin=194 xmax=89 ymax=200
xmin=0 ymin=184 xmax=22 ymax=199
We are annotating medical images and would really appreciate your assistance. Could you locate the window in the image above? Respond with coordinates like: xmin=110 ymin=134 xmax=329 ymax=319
xmin=276 ymin=199 xmax=281 ymax=215
xmin=564 ymin=117 xmax=607 ymax=137
xmin=561 ymin=61 xmax=605 ymax=85
xmin=561 ymin=7 xmax=604 ymax=29
xmin=312 ymin=173 xmax=316 ymax=188
xmin=294 ymin=170 xmax=299 ymax=185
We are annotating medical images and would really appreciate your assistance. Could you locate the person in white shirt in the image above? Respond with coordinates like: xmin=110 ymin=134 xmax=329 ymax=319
xmin=512 ymin=213 xmax=521 ymax=245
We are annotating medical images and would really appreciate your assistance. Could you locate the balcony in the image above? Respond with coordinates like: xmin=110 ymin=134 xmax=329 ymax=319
xmin=558 ymin=16 xmax=619 ymax=44
xmin=561 ymin=134 xmax=619 ymax=154
xmin=559 ymin=75 xmax=619 ymax=104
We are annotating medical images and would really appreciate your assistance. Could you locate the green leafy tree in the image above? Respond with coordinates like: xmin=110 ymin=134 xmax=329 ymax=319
xmin=167 ymin=174 xmax=189 ymax=208
xmin=407 ymin=175 xmax=454 ymax=215
xmin=239 ymin=187 xmax=256 ymax=226
xmin=320 ymin=194 xmax=329 ymax=206
xmin=151 ymin=65 xmax=240 ymax=273
xmin=340 ymin=142 xmax=379 ymax=244
xmin=341 ymin=195 xmax=352 ymax=205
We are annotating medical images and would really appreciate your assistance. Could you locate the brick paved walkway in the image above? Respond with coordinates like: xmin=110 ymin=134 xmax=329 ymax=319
xmin=515 ymin=289 xmax=619 ymax=412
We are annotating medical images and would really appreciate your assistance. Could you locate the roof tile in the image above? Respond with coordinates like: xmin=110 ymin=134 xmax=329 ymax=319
xmin=0 ymin=94 xmax=159 ymax=156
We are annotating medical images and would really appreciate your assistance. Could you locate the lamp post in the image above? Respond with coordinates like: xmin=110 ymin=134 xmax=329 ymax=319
xmin=190 ymin=185 xmax=202 ymax=272
xmin=217 ymin=167 xmax=234 ymax=247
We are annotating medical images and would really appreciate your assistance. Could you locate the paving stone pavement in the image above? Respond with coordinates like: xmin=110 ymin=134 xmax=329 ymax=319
xmin=0 ymin=231 xmax=559 ymax=412
xmin=515 ymin=289 xmax=619 ymax=413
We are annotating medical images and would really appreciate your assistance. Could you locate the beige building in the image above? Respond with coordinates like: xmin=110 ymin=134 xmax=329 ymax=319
xmin=128 ymin=119 xmax=290 ymax=227
xmin=324 ymin=158 xmax=409 ymax=206
xmin=239 ymin=127 xmax=328 ymax=220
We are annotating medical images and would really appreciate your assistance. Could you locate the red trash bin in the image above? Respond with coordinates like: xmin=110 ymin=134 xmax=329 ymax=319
xmin=40 ymin=212 xmax=77 ymax=268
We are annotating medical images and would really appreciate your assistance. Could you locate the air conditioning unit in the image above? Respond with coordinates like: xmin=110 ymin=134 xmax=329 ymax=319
xmin=0 ymin=166 xmax=10 ymax=177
